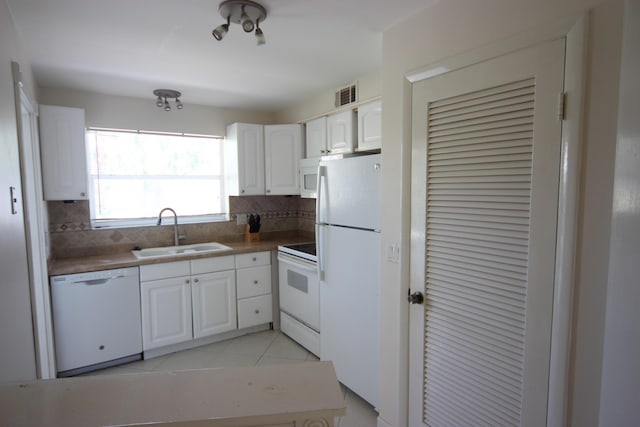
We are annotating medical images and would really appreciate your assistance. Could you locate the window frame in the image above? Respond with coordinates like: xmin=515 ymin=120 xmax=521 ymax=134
xmin=86 ymin=127 xmax=229 ymax=229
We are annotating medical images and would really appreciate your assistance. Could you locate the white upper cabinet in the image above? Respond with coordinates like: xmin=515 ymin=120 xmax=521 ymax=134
xmin=264 ymin=124 xmax=303 ymax=195
xmin=327 ymin=110 xmax=356 ymax=154
xmin=224 ymin=123 xmax=265 ymax=196
xmin=39 ymin=105 xmax=88 ymax=200
xmin=305 ymin=116 xmax=327 ymax=158
xmin=357 ymin=100 xmax=382 ymax=151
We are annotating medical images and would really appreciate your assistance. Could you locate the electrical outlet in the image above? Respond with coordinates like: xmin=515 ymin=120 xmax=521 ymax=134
xmin=236 ymin=213 xmax=247 ymax=225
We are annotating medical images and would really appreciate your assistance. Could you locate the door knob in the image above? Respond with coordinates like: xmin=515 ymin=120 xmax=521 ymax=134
xmin=408 ymin=291 xmax=424 ymax=305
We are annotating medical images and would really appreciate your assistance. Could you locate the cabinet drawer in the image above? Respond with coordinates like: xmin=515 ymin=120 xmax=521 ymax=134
xmin=237 ymin=294 xmax=273 ymax=329
xmin=237 ymin=265 xmax=271 ymax=299
xmin=140 ymin=261 xmax=190 ymax=282
xmin=191 ymin=255 xmax=235 ymax=275
xmin=235 ymin=251 xmax=270 ymax=269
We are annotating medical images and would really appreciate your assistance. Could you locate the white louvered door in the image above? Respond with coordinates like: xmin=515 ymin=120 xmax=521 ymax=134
xmin=409 ymin=39 xmax=565 ymax=427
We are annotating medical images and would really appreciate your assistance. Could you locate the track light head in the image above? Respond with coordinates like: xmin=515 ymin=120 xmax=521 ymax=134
xmin=255 ymin=20 xmax=265 ymax=46
xmin=212 ymin=15 xmax=230 ymax=40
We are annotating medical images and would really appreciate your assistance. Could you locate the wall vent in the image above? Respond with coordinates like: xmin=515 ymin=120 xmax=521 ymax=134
xmin=335 ymin=83 xmax=358 ymax=108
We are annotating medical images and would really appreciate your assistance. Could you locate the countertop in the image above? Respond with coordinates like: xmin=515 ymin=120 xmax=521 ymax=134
xmin=49 ymin=235 xmax=313 ymax=276
xmin=0 ymin=361 xmax=345 ymax=426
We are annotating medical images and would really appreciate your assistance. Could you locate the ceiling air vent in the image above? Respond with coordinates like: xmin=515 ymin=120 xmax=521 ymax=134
xmin=335 ymin=83 xmax=357 ymax=108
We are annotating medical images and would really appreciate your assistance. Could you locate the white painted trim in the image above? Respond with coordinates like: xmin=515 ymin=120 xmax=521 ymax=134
xmin=377 ymin=416 xmax=394 ymax=427
xmin=12 ymin=62 xmax=57 ymax=379
xmin=406 ymin=15 xmax=582 ymax=84
xmin=547 ymin=15 xmax=588 ymax=427
xmin=403 ymin=14 xmax=587 ymax=427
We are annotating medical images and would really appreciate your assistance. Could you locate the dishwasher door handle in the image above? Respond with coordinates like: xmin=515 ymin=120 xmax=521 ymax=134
xmin=79 ymin=278 xmax=111 ymax=286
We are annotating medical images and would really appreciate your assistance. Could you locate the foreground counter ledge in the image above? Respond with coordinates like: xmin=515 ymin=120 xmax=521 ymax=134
xmin=0 ymin=361 xmax=346 ymax=427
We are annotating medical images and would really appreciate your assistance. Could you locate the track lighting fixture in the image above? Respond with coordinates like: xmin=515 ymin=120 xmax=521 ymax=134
xmin=211 ymin=0 xmax=267 ymax=46
xmin=153 ymin=89 xmax=183 ymax=112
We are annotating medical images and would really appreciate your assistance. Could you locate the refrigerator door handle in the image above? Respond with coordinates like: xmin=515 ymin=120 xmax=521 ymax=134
xmin=316 ymin=224 xmax=324 ymax=281
xmin=315 ymin=164 xmax=326 ymax=224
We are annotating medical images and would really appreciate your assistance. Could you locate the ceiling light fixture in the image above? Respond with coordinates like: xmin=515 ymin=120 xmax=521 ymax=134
xmin=153 ymin=89 xmax=183 ymax=112
xmin=212 ymin=0 xmax=267 ymax=46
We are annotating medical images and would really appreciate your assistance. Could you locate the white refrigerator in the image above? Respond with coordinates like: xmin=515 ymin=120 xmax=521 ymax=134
xmin=316 ymin=153 xmax=381 ymax=408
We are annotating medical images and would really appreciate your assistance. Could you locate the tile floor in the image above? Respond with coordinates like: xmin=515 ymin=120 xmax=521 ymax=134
xmin=84 ymin=330 xmax=378 ymax=426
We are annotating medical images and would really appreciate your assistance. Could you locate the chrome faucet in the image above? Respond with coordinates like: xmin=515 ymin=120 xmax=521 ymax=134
xmin=156 ymin=207 xmax=181 ymax=246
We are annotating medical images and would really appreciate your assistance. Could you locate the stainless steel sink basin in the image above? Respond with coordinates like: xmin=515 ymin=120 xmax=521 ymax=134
xmin=132 ymin=242 xmax=232 ymax=260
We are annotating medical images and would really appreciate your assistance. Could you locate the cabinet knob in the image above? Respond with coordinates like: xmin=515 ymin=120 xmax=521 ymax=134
xmin=194 ymin=278 xmax=199 ymax=283
xmin=80 ymin=192 xmax=86 ymax=197
xmin=241 ymin=189 xmax=245 ymax=194
xmin=252 ymin=257 xmax=257 ymax=261
xmin=266 ymin=189 xmax=271 ymax=193
xmin=185 ymin=279 xmax=190 ymax=284
xmin=254 ymin=309 xmax=260 ymax=314
xmin=253 ymin=280 xmax=258 ymax=285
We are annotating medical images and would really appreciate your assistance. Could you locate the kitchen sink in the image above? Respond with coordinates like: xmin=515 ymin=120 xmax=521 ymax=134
xmin=132 ymin=242 xmax=232 ymax=259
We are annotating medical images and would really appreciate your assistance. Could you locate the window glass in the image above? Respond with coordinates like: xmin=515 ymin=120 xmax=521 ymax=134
xmin=86 ymin=129 xmax=227 ymax=227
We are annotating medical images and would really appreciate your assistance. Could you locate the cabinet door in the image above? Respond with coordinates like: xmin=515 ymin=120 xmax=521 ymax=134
xmin=192 ymin=270 xmax=237 ymax=339
xmin=225 ymin=123 xmax=265 ymax=196
xmin=327 ymin=110 xmax=356 ymax=154
xmin=357 ymin=100 xmax=382 ymax=151
xmin=141 ymin=277 xmax=192 ymax=350
xmin=39 ymin=105 xmax=88 ymax=200
xmin=264 ymin=124 xmax=303 ymax=195
xmin=305 ymin=116 xmax=327 ymax=158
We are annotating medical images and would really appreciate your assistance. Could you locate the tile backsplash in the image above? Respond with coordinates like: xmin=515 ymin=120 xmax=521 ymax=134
xmin=49 ymin=196 xmax=315 ymax=259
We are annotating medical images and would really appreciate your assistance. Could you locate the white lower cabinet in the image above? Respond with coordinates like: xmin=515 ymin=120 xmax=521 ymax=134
xmin=192 ymin=270 xmax=237 ymax=338
xmin=140 ymin=256 xmax=237 ymax=351
xmin=236 ymin=252 xmax=273 ymax=329
xmin=238 ymin=294 xmax=273 ymax=329
xmin=141 ymin=252 xmax=272 ymax=352
xmin=141 ymin=276 xmax=193 ymax=350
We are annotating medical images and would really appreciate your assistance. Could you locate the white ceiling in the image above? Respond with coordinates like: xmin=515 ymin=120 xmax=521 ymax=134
xmin=7 ymin=0 xmax=432 ymax=111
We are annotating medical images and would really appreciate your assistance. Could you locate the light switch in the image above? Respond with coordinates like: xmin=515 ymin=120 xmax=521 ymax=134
xmin=386 ymin=243 xmax=400 ymax=263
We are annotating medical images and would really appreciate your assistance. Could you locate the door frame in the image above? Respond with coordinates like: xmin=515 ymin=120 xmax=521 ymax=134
xmin=12 ymin=62 xmax=56 ymax=379
xmin=404 ymin=15 xmax=587 ymax=427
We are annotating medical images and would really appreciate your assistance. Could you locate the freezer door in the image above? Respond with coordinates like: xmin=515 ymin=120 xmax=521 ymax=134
xmin=317 ymin=154 xmax=381 ymax=230
xmin=319 ymin=225 xmax=380 ymax=407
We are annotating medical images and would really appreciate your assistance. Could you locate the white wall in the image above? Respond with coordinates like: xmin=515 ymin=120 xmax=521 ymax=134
xmin=598 ymin=1 xmax=640 ymax=424
xmin=38 ymin=87 xmax=277 ymax=136
xmin=274 ymin=70 xmax=381 ymax=123
xmin=379 ymin=0 xmax=622 ymax=426
xmin=0 ymin=0 xmax=39 ymax=381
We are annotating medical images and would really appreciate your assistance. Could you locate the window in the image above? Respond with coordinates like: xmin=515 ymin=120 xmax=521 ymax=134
xmin=86 ymin=128 xmax=227 ymax=228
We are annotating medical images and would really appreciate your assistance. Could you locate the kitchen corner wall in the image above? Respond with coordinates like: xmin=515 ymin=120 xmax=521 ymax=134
xmin=48 ymin=196 xmax=315 ymax=259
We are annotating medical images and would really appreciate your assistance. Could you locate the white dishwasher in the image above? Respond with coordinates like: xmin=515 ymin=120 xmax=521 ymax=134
xmin=51 ymin=267 xmax=142 ymax=377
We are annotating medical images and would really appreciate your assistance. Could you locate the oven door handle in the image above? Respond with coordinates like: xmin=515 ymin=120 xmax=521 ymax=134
xmin=277 ymin=253 xmax=317 ymax=272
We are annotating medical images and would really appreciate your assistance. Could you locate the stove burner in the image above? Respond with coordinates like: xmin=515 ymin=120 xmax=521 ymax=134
xmin=278 ymin=242 xmax=316 ymax=262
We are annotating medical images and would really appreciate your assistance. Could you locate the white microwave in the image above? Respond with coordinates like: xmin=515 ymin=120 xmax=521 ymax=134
xmin=299 ymin=158 xmax=320 ymax=198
